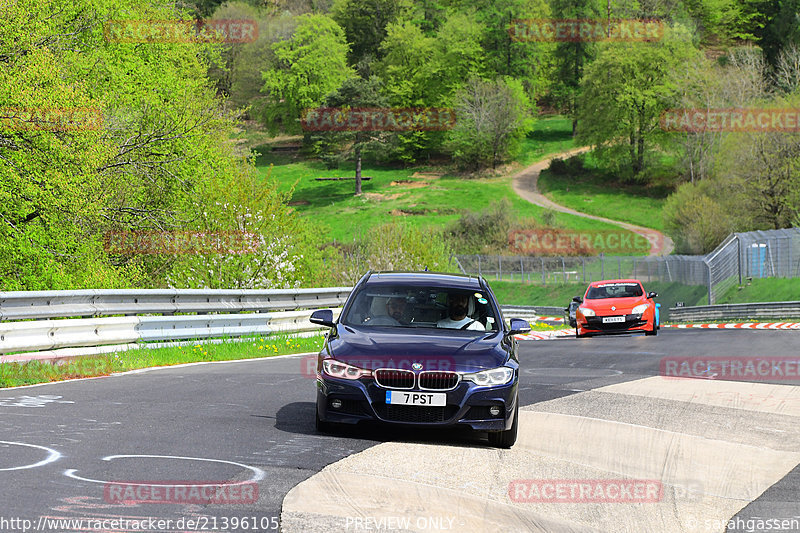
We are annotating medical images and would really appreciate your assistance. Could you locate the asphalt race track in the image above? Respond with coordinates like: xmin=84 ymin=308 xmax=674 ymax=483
xmin=1 ymin=329 xmax=798 ymax=533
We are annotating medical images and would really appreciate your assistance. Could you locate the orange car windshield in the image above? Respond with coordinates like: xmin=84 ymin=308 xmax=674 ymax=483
xmin=586 ymin=283 xmax=643 ymax=299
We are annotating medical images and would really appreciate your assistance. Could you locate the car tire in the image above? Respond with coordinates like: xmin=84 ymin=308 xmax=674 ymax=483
xmin=315 ymin=408 xmax=334 ymax=433
xmin=488 ymin=401 xmax=518 ymax=449
xmin=645 ymin=321 xmax=658 ymax=336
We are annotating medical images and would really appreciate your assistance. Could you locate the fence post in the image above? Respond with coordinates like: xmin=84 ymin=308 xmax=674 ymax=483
xmin=600 ymin=253 xmax=605 ymax=279
xmin=561 ymin=257 xmax=566 ymax=283
xmin=498 ymin=256 xmax=501 ymax=281
xmin=582 ymin=257 xmax=586 ymax=283
xmin=477 ymin=255 xmax=481 ymax=277
xmin=520 ymin=257 xmax=524 ymax=283
xmin=618 ymin=256 xmax=621 ymax=278
xmin=706 ymin=260 xmax=713 ymax=304
xmin=541 ymin=258 xmax=545 ymax=285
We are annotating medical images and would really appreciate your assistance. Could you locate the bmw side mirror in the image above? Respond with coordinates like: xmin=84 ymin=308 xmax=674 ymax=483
xmin=648 ymin=292 xmax=658 ymax=299
xmin=508 ymin=318 xmax=531 ymax=335
xmin=310 ymin=309 xmax=336 ymax=328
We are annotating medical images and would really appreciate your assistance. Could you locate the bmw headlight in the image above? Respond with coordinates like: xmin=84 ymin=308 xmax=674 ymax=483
xmin=462 ymin=367 xmax=514 ymax=386
xmin=578 ymin=307 xmax=595 ymax=317
xmin=632 ymin=304 xmax=649 ymax=315
xmin=322 ymin=359 xmax=372 ymax=380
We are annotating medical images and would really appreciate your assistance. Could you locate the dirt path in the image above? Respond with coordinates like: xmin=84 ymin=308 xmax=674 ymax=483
xmin=512 ymin=147 xmax=674 ymax=256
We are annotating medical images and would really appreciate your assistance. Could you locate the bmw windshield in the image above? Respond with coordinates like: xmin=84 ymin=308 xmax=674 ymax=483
xmin=340 ymin=284 xmax=500 ymax=332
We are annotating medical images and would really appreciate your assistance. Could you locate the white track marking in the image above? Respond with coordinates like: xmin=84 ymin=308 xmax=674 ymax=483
xmin=64 ymin=454 xmax=265 ymax=486
xmin=0 ymin=441 xmax=61 ymax=471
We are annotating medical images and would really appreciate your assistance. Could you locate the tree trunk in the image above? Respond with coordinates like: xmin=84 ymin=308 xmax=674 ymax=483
xmin=636 ymin=134 xmax=645 ymax=175
xmin=354 ymin=145 xmax=362 ymax=196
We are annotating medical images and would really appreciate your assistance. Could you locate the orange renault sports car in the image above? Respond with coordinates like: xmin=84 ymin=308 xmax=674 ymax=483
xmin=573 ymin=279 xmax=659 ymax=338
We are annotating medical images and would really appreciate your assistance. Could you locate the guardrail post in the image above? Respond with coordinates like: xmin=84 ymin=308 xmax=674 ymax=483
xmin=705 ymin=260 xmax=713 ymax=305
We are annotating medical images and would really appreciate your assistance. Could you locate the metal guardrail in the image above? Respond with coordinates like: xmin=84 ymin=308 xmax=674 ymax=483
xmin=501 ymin=305 xmax=565 ymax=317
xmin=0 ymin=287 xmax=352 ymax=321
xmin=668 ymin=302 xmax=800 ymax=322
xmin=0 ymin=310 xmax=343 ymax=357
xmin=0 ymin=288 xmax=352 ymax=362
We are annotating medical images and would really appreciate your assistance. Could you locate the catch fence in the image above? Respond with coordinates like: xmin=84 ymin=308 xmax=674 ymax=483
xmin=455 ymin=228 xmax=800 ymax=304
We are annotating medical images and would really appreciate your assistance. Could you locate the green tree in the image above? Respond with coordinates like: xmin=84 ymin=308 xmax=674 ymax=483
xmin=408 ymin=0 xmax=448 ymax=35
xmin=166 ymin=166 xmax=323 ymax=289
xmin=577 ymin=24 xmax=699 ymax=179
xmin=331 ymin=0 xmax=410 ymax=68
xmin=446 ymin=77 xmax=534 ymax=169
xmin=377 ymin=21 xmax=438 ymax=106
xmin=759 ymin=0 xmax=800 ymax=71
xmin=0 ymin=0 xmax=321 ymax=290
xmin=309 ymin=77 xmax=390 ymax=195
xmin=662 ymin=181 xmax=737 ymax=254
xmin=261 ymin=13 xmax=353 ymax=133
xmin=549 ymin=0 xmax=601 ymax=135
xmin=376 ymin=20 xmax=442 ymax=162
xmin=433 ymin=13 xmax=486 ymax=98
xmin=463 ymin=0 xmax=552 ymax=99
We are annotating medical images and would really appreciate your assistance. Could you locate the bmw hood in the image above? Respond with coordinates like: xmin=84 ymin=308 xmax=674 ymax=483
xmin=326 ymin=325 xmax=510 ymax=372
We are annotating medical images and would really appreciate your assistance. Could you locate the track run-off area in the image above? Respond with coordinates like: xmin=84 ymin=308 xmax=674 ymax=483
xmin=1 ymin=328 xmax=798 ymax=533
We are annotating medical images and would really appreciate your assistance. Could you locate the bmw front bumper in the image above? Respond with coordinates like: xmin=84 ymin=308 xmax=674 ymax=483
xmin=316 ymin=374 xmax=518 ymax=431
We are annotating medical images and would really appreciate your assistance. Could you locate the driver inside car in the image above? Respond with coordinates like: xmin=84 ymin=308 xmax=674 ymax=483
xmin=386 ymin=296 xmax=408 ymax=324
xmin=437 ymin=293 xmax=485 ymax=331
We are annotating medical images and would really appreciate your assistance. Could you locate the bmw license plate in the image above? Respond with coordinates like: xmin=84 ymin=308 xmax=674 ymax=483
xmin=385 ymin=391 xmax=446 ymax=406
xmin=602 ymin=316 xmax=626 ymax=323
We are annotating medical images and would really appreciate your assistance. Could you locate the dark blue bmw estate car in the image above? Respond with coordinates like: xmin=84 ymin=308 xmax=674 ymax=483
xmin=309 ymin=271 xmax=530 ymax=448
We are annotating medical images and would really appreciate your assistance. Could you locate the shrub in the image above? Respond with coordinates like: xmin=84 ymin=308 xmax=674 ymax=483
xmin=443 ymin=200 xmax=515 ymax=254
xmin=328 ymin=221 xmax=455 ymax=285
xmin=663 ymin=181 xmax=735 ymax=254
xmin=548 ymin=158 xmax=568 ymax=175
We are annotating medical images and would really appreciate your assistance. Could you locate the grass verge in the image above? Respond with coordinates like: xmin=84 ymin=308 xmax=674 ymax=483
xmin=255 ymin=117 xmax=641 ymax=245
xmin=537 ymin=155 xmax=671 ymax=231
xmin=717 ymin=277 xmax=800 ymax=304
xmin=0 ymin=333 xmax=325 ymax=388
